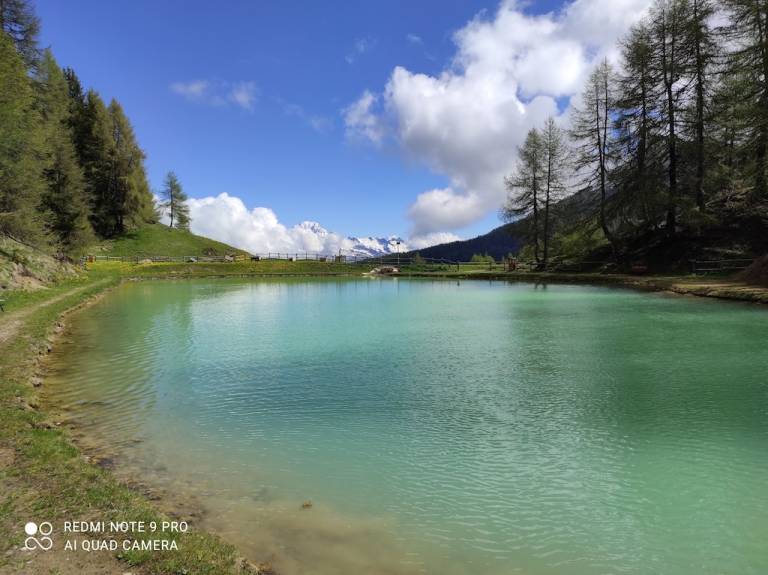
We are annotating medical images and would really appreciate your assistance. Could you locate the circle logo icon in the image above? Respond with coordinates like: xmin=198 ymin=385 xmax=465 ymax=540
xmin=24 ymin=521 xmax=53 ymax=551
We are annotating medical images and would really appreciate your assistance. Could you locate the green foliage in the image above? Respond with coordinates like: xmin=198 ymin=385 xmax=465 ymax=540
xmin=0 ymin=32 xmax=45 ymax=243
xmin=0 ymin=0 xmax=40 ymax=68
xmin=36 ymin=50 xmax=94 ymax=251
xmin=0 ymin=0 xmax=163 ymax=254
xmin=470 ymin=253 xmax=495 ymax=264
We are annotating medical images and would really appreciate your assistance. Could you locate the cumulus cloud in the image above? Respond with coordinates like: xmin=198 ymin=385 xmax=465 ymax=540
xmin=351 ymin=0 xmax=651 ymax=235
xmin=177 ymin=193 xmax=450 ymax=255
xmin=343 ymin=90 xmax=385 ymax=145
xmin=170 ymin=79 xmax=258 ymax=111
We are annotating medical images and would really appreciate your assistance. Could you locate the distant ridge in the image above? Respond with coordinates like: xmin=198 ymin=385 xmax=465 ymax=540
xmin=406 ymin=223 xmax=522 ymax=261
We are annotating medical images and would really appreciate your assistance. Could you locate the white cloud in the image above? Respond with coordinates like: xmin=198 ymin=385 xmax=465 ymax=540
xmin=343 ymin=90 xmax=385 ymax=145
xmin=177 ymin=192 xmax=451 ymax=256
xmin=407 ymin=33 xmax=423 ymax=45
xmin=350 ymin=0 xmax=651 ymax=235
xmin=170 ymin=79 xmax=258 ymax=111
xmin=345 ymin=37 xmax=376 ymax=64
xmin=408 ymin=231 xmax=461 ymax=250
xmin=228 ymin=81 xmax=258 ymax=111
xmin=170 ymin=80 xmax=209 ymax=99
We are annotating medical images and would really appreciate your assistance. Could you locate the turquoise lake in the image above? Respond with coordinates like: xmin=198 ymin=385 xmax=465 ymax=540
xmin=44 ymin=279 xmax=768 ymax=574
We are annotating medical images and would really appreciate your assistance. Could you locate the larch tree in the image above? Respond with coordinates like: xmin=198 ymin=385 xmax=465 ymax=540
xmin=502 ymin=128 xmax=545 ymax=264
xmin=570 ymin=59 xmax=619 ymax=257
xmin=0 ymin=31 xmax=45 ymax=243
xmin=0 ymin=0 xmax=39 ymax=68
xmin=161 ymin=171 xmax=190 ymax=230
xmin=615 ymin=22 xmax=664 ymax=230
xmin=688 ymin=0 xmax=717 ymax=211
xmin=540 ymin=117 xmax=569 ymax=267
xmin=650 ymin=0 xmax=693 ymax=234
xmin=36 ymin=50 xmax=94 ymax=250
xmin=723 ymin=0 xmax=768 ymax=203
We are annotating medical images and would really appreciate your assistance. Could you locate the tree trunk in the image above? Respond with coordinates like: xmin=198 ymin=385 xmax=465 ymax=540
xmin=661 ymin=10 xmax=678 ymax=234
xmin=755 ymin=1 xmax=768 ymax=200
xmin=693 ymin=0 xmax=706 ymax=211
xmin=532 ymin=170 xmax=540 ymax=264
xmin=544 ymin=160 xmax=551 ymax=269
xmin=595 ymin=68 xmax=618 ymax=259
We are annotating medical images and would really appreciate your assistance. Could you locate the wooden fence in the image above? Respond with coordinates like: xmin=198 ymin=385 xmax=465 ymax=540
xmin=689 ymin=259 xmax=753 ymax=274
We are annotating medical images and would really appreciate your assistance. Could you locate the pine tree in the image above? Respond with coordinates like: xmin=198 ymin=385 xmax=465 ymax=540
xmin=502 ymin=128 xmax=544 ymax=264
xmin=161 ymin=172 xmax=190 ymax=230
xmin=0 ymin=0 xmax=40 ymax=68
xmin=0 ymin=31 xmax=45 ymax=243
xmin=36 ymin=50 xmax=94 ymax=250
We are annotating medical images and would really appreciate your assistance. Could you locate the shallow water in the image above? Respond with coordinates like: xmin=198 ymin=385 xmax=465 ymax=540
xmin=44 ymin=279 xmax=768 ymax=574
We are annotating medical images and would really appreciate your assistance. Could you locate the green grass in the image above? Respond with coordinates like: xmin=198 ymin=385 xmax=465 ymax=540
xmin=82 ymin=224 xmax=249 ymax=258
xmin=123 ymin=259 xmax=370 ymax=277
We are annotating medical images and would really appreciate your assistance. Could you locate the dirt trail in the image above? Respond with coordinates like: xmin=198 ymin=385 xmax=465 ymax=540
xmin=0 ymin=280 xmax=111 ymax=347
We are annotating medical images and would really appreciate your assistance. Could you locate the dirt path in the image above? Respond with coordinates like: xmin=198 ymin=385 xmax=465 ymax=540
xmin=0 ymin=279 xmax=111 ymax=347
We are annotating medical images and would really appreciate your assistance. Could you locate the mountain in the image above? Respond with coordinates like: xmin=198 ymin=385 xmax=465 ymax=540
xmin=346 ymin=236 xmax=407 ymax=257
xmin=293 ymin=221 xmax=406 ymax=258
xmin=406 ymin=223 xmax=522 ymax=261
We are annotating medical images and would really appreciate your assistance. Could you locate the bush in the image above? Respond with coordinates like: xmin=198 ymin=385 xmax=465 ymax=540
xmin=470 ymin=253 xmax=495 ymax=264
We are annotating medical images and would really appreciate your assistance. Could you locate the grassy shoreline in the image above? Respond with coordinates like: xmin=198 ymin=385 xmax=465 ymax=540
xmin=1 ymin=261 xmax=765 ymax=574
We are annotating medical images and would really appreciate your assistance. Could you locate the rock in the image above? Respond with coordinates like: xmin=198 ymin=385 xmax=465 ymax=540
xmin=301 ymin=500 xmax=313 ymax=509
xmin=138 ymin=258 xmax=153 ymax=264
xmin=254 ymin=562 xmax=277 ymax=575
xmin=224 ymin=254 xmax=234 ymax=262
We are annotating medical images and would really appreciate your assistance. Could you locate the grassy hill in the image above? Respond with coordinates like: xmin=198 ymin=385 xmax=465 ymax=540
xmin=83 ymin=224 xmax=249 ymax=258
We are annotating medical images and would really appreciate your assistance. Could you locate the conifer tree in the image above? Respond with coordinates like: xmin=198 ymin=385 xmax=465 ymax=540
xmin=540 ymin=118 xmax=568 ymax=267
xmin=36 ymin=50 xmax=94 ymax=250
xmin=106 ymin=100 xmax=155 ymax=235
xmin=615 ymin=22 xmax=664 ymax=230
xmin=722 ymin=0 xmax=768 ymax=202
xmin=0 ymin=0 xmax=40 ymax=68
xmin=0 ymin=31 xmax=45 ymax=243
xmin=570 ymin=59 xmax=618 ymax=256
xmin=502 ymin=128 xmax=544 ymax=264
xmin=650 ymin=0 xmax=694 ymax=233
xmin=161 ymin=171 xmax=190 ymax=230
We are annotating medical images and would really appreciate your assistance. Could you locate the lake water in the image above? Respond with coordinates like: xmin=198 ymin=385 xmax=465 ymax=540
xmin=44 ymin=279 xmax=768 ymax=575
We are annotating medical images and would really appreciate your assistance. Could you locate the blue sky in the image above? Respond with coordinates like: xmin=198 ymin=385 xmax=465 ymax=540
xmin=37 ymin=0 xmax=649 ymax=253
